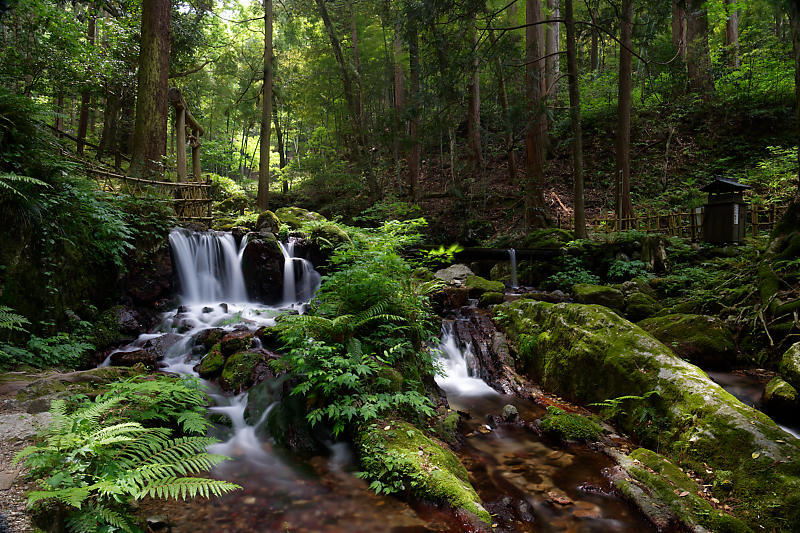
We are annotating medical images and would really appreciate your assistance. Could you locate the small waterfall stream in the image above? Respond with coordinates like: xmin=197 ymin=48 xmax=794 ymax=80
xmin=436 ymin=321 xmax=497 ymax=397
xmin=278 ymin=237 xmax=322 ymax=305
xmin=169 ymin=229 xmax=248 ymax=303
xmin=508 ymin=248 xmax=518 ymax=288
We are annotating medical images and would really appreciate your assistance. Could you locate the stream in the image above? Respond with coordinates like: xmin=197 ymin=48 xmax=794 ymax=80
xmin=108 ymin=229 xmax=656 ymax=532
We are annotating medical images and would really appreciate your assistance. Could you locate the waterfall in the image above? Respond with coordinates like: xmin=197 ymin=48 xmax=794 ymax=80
xmin=508 ymin=248 xmax=518 ymax=288
xmin=435 ymin=321 xmax=496 ymax=396
xmin=278 ymin=238 xmax=321 ymax=305
xmin=169 ymin=229 xmax=248 ymax=303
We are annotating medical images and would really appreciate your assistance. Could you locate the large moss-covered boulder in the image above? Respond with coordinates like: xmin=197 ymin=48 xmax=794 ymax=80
xmin=762 ymin=377 xmax=798 ymax=418
xmin=524 ymin=228 xmax=573 ymax=249
xmin=496 ymin=300 xmax=800 ymax=531
xmin=275 ymin=206 xmax=324 ymax=228
xmin=478 ymin=291 xmax=504 ymax=308
xmin=572 ymin=284 xmax=625 ymax=311
xmin=464 ymin=275 xmax=504 ymax=297
xmin=779 ymin=342 xmax=800 ymax=389
xmin=624 ymin=291 xmax=662 ymax=321
xmin=434 ymin=264 xmax=474 ymax=284
xmin=196 ymin=343 xmax=225 ymax=378
xmin=219 ymin=349 xmax=276 ymax=392
xmin=241 ymin=231 xmax=284 ymax=304
xmin=639 ymin=314 xmax=736 ymax=369
xmin=306 ymin=221 xmax=352 ymax=251
xmin=356 ymin=421 xmax=491 ymax=525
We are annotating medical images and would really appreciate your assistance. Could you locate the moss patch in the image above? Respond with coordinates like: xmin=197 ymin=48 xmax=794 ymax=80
xmin=572 ymin=284 xmax=625 ymax=311
xmin=780 ymin=342 xmax=800 ymax=389
xmin=624 ymin=291 xmax=661 ymax=321
xmin=356 ymin=421 xmax=490 ymax=524
xmin=539 ymin=406 xmax=602 ymax=441
xmin=524 ymin=228 xmax=573 ymax=249
xmin=638 ymin=313 xmax=736 ymax=369
xmin=197 ymin=343 xmax=225 ymax=378
xmin=464 ymin=275 xmax=504 ymax=297
xmin=478 ymin=291 xmax=504 ymax=308
xmin=275 ymin=206 xmax=324 ymax=228
xmin=220 ymin=351 xmax=263 ymax=391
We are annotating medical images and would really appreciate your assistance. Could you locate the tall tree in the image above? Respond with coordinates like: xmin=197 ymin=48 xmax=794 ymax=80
xmin=77 ymin=3 xmax=97 ymax=156
xmin=257 ymin=0 xmax=272 ymax=210
xmin=615 ymin=0 xmax=634 ymax=227
xmin=544 ymin=0 xmax=560 ymax=96
xmin=565 ymin=0 xmax=585 ymax=238
xmin=407 ymin=22 xmax=420 ymax=202
xmin=671 ymin=0 xmax=686 ymax=59
xmin=789 ymin=0 xmax=800 ymax=198
xmin=524 ymin=0 xmax=547 ymax=228
xmin=467 ymin=14 xmax=483 ymax=176
xmin=724 ymin=0 xmax=740 ymax=68
xmin=129 ymin=0 xmax=171 ymax=178
xmin=685 ymin=0 xmax=714 ymax=96
xmin=489 ymin=25 xmax=516 ymax=181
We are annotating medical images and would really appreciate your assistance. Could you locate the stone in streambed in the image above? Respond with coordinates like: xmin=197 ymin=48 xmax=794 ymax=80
xmin=479 ymin=292 xmax=505 ymax=308
xmin=219 ymin=349 xmax=277 ymax=392
xmin=779 ymin=342 xmax=800 ymax=390
xmin=434 ymin=264 xmax=474 ymax=284
xmin=501 ymin=404 xmax=519 ymax=423
xmin=762 ymin=377 xmax=798 ymax=417
xmin=572 ymin=284 xmax=625 ymax=311
xmin=196 ymin=343 xmax=225 ymax=378
xmin=110 ymin=349 xmax=157 ymax=369
xmin=256 ymin=210 xmax=281 ymax=233
xmin=219 ymin=329 xmax=255 ymax=355
xmin=241 ymin=231 xmax=284 ymax=304
xmin=638 ymin=313 xmax=735 ymax=369
xmin=465 ymin=275 xmax=504 ymax=297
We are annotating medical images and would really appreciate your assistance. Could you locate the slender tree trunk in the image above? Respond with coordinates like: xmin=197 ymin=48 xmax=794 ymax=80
xmin=77 ymin=7 xmax=97 ymax=156
xmin=565 ymin=0 xmax=585 ymax=238
xmin=257 ymin=0 xmax=273 ymax=210
xmin=616 ymin=0 xmax=634 ymax=227
xmin=408 ymin=25 xmax=420 ymax=202
xmin=467 ymin=16 xmax=483 ymax=176
xmin=524 ymin=0 xmax=547 ymax=229
xmin=725 ymin=0 xmax=740 ymax=68
xmin=98 ymin=89 xmax=119 ymax=160
xmin=130 ymin=0 xmax=171 ymax=178
xmin=490 ymin=26 xmax=517 ymax=181
xmin=393 ymin=19 xmax=405 ymax=188
xmin=589 ymin=2 xmax=599 ymax=72
xmin=545 ymin=0 xmax=560 ymax=96
xmin=273 ymin=93 xmax=287 ymax=193
xmin=686 ymin=0 xmax=715 ymax=97
xmin=55 ymin=94 xmax=64 ymax=138
xmin=349 ymin=0 xmax=364 ymax=130
xmin=672 ymin=0 xmax=687 ymax=59
xmin=788 ymin=0 xmax=800 ymax=197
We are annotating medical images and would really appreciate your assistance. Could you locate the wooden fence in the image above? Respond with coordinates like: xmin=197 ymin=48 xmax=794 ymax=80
xmin=572 ymin=203 xmax=786 ymax=240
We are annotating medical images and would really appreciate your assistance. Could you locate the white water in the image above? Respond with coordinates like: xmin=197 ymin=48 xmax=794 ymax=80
xmin=169 ymin=229 xmax=248 ymax=303
xmin=435 ymin=321 xmax=497 ymax=396
xmin=508 ymin=248 xmax=518 ymax=288
xmin=278 ymin=237 xmax=322 ymax=305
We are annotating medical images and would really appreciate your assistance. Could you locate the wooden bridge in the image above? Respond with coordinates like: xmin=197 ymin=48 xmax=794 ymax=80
xmin=54 ymin=87 xmax=213 ymax=226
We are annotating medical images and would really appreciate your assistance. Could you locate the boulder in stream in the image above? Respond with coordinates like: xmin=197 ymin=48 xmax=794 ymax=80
xmin=464 ymin=275 xmax=504 ymax=297
xmin=219 ymin=349 xmax=277 ymax=392
xmin=761 ymin=376 xmax=798 ymax=417
xmin=434 ymin=264 xmax=474 ymax=284
xmin=638 ymin=313 xmax=736 ymax=369
xmin=572 ymin=284 xmax=625 ymax=311
xmin=110 ymin=349 xmax=157 ymax=369
xmin=240 ymin=231 xmax=284 ymax=304
xmin=496 ymin=300 xmax=800 ymax=531
xmin=780 ymin=341 xmax=800 ymax=390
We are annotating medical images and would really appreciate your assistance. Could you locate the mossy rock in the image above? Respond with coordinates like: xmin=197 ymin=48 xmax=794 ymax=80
xmin=434 ymin=410 xmax=462 ymax=445
xmin=356 ymin=421 xmax=490 ymax=524
xmin=524 ymin=228 xmax=573 ymax=249
xmin=762 ymin=377 xmax=798 ymax=416
xmin=478 ymin=291 xmax=505 ymax=308
xmin=464 ymin=275 xmax=504 ymax=297
xmin=489 ymin=262 xmax=511 ymax=283
xmin=307 ymin=221 xmax=352 ymax=251
xmin=638 ymin=314 xmax=735 ymax=370
xmin=624 ymin=291 xmax=662 ymax=321
xmin=612 ymin=449 xmax=751 ymax=533
xmin=757 ymin=262 xmax=780 ymax=308
xmin=495 ymin=300 xmax=800 ymax=531
xmin=256 ymin=210 xmax=281 ymax=233
xmin=539 ymin=406 xmax=602 ymax=441
xmin=214 ymin=194 xmax=249 ymax=215
xmin=572 ymin=284 xmax=625 ymax=311
xmin=779 ymin=342 xmax=800 ymax=389
xmin=275 ymin=206 xmax=324 ymax=229
xmin=220 ymin=351 xmax=264 ymax=392
xmin=219 ymin=330 xmax=255 ymax=355
xmin=197 ymin=343 xmax=225 ymax=378
xmin=375 ymin=365 xmax=404 ymax=393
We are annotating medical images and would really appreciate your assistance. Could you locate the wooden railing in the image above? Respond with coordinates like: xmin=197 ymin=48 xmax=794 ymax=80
xmin=567 ymin=203 xmax=787 ymax=240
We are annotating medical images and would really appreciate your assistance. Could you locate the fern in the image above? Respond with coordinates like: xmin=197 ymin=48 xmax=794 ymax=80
xmin=0 ymin=172 xmax=49 ymax=200
xmin=15 ymin=392 xmax=240 ymax=532
xmin=0 ymin=305 xmax=29 ymax=333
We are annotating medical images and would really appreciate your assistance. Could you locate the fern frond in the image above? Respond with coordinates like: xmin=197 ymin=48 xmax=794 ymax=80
xmin=0 ymin=306 xmax=29 ymax=333
xmin=27 ymin=486 xmax=90 ymax=509
xmin=135 ymin=477 xmax=241 ymax=500
xmin=66 ymin=502 xmax=137 ymax=533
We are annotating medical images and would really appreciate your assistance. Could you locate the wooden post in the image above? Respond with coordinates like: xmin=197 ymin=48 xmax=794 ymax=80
xmin=690 ymin=209 xmax=697 ymax=242
xmin=176 ymin=108 xmax=187 ymax=183
xmin=191 ymin=130 xmax=201 ymax=181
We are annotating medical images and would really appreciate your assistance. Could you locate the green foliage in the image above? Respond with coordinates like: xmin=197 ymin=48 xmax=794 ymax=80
xmin=356 ymin=199 xmax=424 ymax=225
xmin=0 ymin=305 xmax=29 ymax=334
xmin=607 ymin=259 xmax=650 ymax=282
xmin=539 ymin=406 xmax=602 ymax=441
xmin=14 ymin=390 xmax=238 ymax=532
xmin=543 ymin=256 xmax=600 ymax=291
xmin=422 ymin=244 xmax=464 ymax=270
xmin=741 ymin=146 xmax=797 ymax=206
xmin=591 ymin=391 xmax=668 ymax=445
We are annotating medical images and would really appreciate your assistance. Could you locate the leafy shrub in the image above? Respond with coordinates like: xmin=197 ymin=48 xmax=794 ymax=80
xmin=607 ymin=259 xmax=650 ymax=281
xmin=14 ymin=397 xmax=239 ymax=533
xmin=543 ymin=256 xmax=600 ymax=291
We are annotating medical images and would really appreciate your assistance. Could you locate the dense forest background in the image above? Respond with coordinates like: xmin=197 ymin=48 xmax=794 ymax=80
xmin=1 ymin=0 xmax=797 ymax=244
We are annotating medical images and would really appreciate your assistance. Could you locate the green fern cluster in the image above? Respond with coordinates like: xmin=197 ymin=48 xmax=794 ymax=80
xmin=14 ymin=396 xmax=239 ymax=532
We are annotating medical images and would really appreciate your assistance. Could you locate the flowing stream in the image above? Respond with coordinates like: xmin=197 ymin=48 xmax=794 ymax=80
xmin=109 ymin=229 xmax=657 ymax=531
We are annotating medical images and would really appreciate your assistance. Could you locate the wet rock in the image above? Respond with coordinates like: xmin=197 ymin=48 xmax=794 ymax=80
xmin=572 ymin=284 xmax=624 ymax=311
xmin=465 ymin=276 xmax=504 ymax=298
xmin=202 ymin=306 xmax=213 ymax=314
xmin=624 ymin=291 xmax=662 ymax=321
xmin=196 ymin=343 xmax=225 ymax=378
xmin=194 ymin=328 xmax=226 ymax=349
xmin=478 ymin=292 xmax=504 ymax=308
xmin=779 ymin=342 xmax=800 ymax=389
xmin=501 ymin=404 xmax=519 ymax=423
xmin=219 ymin=349 xmax=277 ymax=392
xmin=762 ymin=377 xmax=798 ymax=417
xmin=142 ymin=333 xmax=182 ymax=359
xmin=241 ymin=231 xmax=284 ymax=304
xmin=638 ymin=314 xmax=735 ymax=369
xmin=219 ymin=330 xmax=255 ymax=355
xmin=518 ymin=290 xmax=567 ymax=304
xmin=110 ymin=349 xmax=157 ymax=369
xmin=434 ymin=264 xmax=475 ymax=284
xmin=256 ymin=210 xmax=281 ymax=233
xmin=431 ymin=287 xmax=470 ymax=314
xmin=255 ymin=326 xmax=281 ymax=350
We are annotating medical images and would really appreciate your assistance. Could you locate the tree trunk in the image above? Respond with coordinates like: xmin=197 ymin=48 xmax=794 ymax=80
xmin=524 ymin=0 xmax=547 ymax=229
xmin=545 ymin=0 xmax=560 ymax=96
xmin=273 ymin=93 xmax=288 ymax=193
xmin=589 ymin=2 xmax=599 ymax=72
xmin=408 ymin=25 xmax=420 ymax=202
xmin=393 ymin=19 xmax=405 ymax=189
xmin=129 ymin=0 xmax=171 ymax=178
xmin=672 ymin=0 xmax=687 ymax=59
xmin=467 ymin=17 xmax=483 ymax=176
xmin=686 ymin=0 xmax=715 ymax=97
xmin=97 ymin=89 xmax=119 ymax=160
xmin=257 ymin=0 xmax=273 ymax=211
xmin=565 ymin=0 xmax=585 ymax=238
xmin=176 ymin=107 xmax=187 ymax=183
xmin=490 ymin=26 xmax=517 ymax=182
xmin=77 ymin=8 xmax=97 ymax=156
xmin=725 ymin=0 xmax=740 ymax=68
xmin=788 ymin=0 xmax=800 ymax=198
xmin=55 ymin=94 xmax=64 ymax=138
xmin=615 ymin=0 xmax=634 ymax=227
xmin=349 ymin=0 xmax=364 ymax=130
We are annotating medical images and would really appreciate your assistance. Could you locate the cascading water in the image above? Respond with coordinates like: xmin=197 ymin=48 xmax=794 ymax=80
xmin=169 ymin=229 xmax=248 ymax=303
xmin=435 ymin=321 xmax=497 ymax=396
xmin=508 ymin=248 xmax=519 ymax=288
xmin=278 ymin=237 xmax=321 ymax=305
